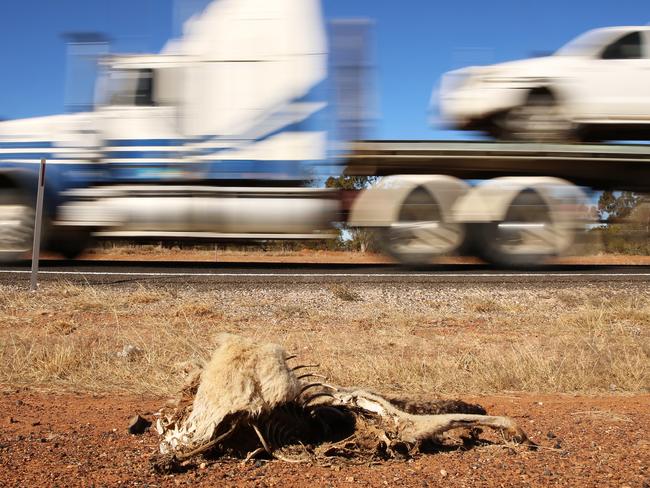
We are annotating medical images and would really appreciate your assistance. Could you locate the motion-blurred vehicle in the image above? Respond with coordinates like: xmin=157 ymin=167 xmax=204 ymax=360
xmin=439 ymin=26 xmax=650 ymax=142
xmin=0 ymin=0 xmax=340 ymax=261
xmin=3 ymin=1 xmax=644 ymax=268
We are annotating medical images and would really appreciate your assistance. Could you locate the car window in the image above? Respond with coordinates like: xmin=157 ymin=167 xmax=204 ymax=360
xmin=600 ymin=31 xmax=643 ymax=60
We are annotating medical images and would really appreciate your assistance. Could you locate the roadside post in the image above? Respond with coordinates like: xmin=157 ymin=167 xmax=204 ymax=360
xmin=30 ymin=158 xmax=46 ymax=291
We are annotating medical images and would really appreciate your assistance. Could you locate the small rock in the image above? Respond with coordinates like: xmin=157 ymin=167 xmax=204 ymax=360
xmin=15 ymin=400 xmax=23 ymax=407
xmin=546 ymin=431 xmax=557 ymax=439
xmin=346 ymin=476 xmax=355 ymax=483
xmin=117 ymin=345 xmax=144 ymax=361
xmin=199 ymin=462 xmax=206 ymax=469
xmin=127 ymin=414 xmax=151 ymax=435
xmin=8 ymin=417 xmax=17 ymax=424
xmin=440 ymin=469 xmax=448 ymax=477
xmin=31 ymin=421 xmax=41 ymax=427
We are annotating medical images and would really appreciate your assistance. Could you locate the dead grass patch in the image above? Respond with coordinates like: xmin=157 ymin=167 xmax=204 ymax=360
xmin=0 ymin=282 xmax=647 ymax=397
xmin=463 ymin=297 xmax=505 ymax=314
xmin=174 ymin=301 xmax=221 ymax=319
xmin=45 ymin=321 xmax=78 ymax=336
xmin=329 ymin=284 xmax=362 ymax=302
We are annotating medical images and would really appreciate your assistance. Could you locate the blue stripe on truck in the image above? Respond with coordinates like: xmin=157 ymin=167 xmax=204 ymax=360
xmin=0 ymin=141 xmax=53 ymax=149
xmin=106 ymin=139 xmax=187 ymax=147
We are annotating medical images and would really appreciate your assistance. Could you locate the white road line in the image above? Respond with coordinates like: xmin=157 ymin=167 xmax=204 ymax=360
xmin=0 ymin=270 xmax=649 ymax=278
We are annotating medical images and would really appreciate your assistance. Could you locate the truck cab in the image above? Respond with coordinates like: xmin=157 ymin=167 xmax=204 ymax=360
xmin=0 ymin=0 xmax=339 ymax=260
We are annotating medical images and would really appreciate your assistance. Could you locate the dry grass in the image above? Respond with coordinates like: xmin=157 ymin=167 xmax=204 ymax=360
xmin=0 ymin=282 xmax=648 ymax=397
xmin=329 ymin=284 xmax=363 ymax=302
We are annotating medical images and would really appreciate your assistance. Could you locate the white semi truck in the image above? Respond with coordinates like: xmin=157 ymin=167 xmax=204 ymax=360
xmin=0 ymin=0 xmax=339 ymax=261
xmin=3 ymin=0 xmax=648 ymax=267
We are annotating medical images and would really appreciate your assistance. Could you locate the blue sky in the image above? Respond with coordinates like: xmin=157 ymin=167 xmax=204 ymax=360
xmin=0 ymin=0 xmax=648 ymax=139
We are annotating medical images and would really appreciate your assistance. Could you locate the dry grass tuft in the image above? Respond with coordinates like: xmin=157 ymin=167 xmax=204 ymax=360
xmin=45 ymin=321 xmax=78 ymax=336
xmin=0 ymin=282 xmax=648 ymax=397
xmin=464 ymin=297 xmax=504 ymax=314
xmin=330 ymin=284 xmax=362 ymax=302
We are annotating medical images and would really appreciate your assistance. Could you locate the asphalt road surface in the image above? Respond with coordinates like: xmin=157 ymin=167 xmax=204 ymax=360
xmin=1 ymin=260 xmax=650 ymax=285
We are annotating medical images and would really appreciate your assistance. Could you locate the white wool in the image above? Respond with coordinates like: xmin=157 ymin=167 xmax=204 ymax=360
xmin=183 ymin=333 xmax=300 ymax=446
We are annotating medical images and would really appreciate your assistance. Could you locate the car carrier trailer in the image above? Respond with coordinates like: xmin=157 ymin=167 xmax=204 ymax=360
xmin=345 ymin=141 xmax=650 ymax=266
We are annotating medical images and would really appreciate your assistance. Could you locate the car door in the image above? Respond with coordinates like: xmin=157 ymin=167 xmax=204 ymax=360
xmin=575 ymin=30 xmax=650 ymax=122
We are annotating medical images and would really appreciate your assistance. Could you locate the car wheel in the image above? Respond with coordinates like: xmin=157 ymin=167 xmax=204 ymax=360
xmin=500 ymin=92 xmax=575 ymax=143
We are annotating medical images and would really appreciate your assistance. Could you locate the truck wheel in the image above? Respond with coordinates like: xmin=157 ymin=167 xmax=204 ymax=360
xmin=471 ymin=190 xmax=561 ymax=267
xmin=379 ymin=187 xmax=465 ymax=266
xmin=0 ymin=190 xmax=35 ymax=262
xmin=500 ymin=92 xmax=574 ymax=143
xmin=48 ymin=228 xmax=91 ymax=260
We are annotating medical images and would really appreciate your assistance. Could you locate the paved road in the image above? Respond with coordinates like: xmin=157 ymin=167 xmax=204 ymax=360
xmin=1 ymin=260 xmax=650 ymax=285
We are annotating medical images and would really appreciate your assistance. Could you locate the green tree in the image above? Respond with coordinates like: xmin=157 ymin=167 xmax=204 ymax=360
xmin=594 ymin=191 xmax=650 ymax=255
xmin=597 ymin=191 xmax=641 ymax=222
xmin=325 ymin=175 xmax=380 ymax=252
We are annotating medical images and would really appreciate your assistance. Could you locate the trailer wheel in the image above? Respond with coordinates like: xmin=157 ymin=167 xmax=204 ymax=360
xmin=471 ymin=190 xmax=565 ymax=267
xmin=379 ymin=186 xmax=465 ymax=266
xmin=0 ymin=189 xmax=35 ymax=262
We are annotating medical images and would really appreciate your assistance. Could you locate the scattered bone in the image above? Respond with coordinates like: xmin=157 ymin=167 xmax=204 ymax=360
xmin=291 ymin=364 xmax=319 ymax=372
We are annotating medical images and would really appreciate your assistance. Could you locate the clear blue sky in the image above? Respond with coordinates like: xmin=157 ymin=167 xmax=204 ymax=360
xmin=0 ymin=0 xmax=648 ymax=139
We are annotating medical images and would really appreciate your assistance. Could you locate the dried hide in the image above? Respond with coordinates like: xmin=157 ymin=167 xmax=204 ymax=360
xmin=157 ymin=333 xmax=300 ymax=454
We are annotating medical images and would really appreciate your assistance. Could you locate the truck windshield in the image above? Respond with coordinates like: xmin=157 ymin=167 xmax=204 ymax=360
xmin=107 ymin=69 xmax=154 ymax=106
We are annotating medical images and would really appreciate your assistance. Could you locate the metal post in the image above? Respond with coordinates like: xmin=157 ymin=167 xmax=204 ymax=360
xmin=30 ymin=159 xmax=46 ymax=291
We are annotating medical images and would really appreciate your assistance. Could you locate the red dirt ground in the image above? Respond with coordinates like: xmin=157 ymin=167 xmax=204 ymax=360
xmin=1 ymin=391 xmax=648 ymax=487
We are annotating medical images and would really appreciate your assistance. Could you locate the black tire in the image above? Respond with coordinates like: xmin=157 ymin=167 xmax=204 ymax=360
xmin=498 ymin=92 xmax=575 ymax=143
xmin=47 ymin=227 xmax=92 ymax=260
xmin=0 ymin=189 xmax=35 ymax=262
